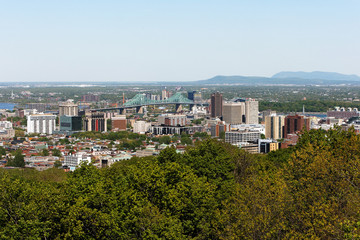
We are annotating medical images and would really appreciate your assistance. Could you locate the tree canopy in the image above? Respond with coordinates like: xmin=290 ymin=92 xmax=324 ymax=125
xmin=6 ymin=149 xmax=25 ymax=168
xmin=1 ymin=128 xmax=360 ymax=239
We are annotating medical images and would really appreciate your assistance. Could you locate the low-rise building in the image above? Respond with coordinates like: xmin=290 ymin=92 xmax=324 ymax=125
xmin=63 ymin=152 xmax=92 ymax=171
xmin=151 ymin=126 xmax=190 ymax=135
xmin=258 ymin=139 xmax=279 ymax=153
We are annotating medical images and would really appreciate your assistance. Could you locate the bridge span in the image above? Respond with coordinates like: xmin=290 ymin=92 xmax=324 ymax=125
xmin=91 ymin=92 xmax=208 ymax=114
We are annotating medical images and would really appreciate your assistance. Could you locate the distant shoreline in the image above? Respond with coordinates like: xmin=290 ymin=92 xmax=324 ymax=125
xmin=0 ymin=103 xmax=17 ymax=111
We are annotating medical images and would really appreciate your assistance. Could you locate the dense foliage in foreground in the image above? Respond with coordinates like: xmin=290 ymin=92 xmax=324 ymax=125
xmin=1 ymin=127 xmax=360 ymax=239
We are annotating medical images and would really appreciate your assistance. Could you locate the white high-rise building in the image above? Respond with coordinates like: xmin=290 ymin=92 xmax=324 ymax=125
xmin=27 ymin=114 xmax=56 ymax=134
xmin=161 ymin=88 xmax=169 ymax=100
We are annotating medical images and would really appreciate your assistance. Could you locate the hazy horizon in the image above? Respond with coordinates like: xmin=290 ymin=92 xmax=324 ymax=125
xmin=1 ymin=1 xmax=359 ymax=82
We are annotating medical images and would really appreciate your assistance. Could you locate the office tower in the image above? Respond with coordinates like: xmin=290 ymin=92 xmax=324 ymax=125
xmin=60 ymin=116 xmax=82 ymax=131
xmin=222 ymin=102 xmax=245 ymax=124
xmin=59 ymin=99 xmax=78 ymax=116
xmin=245 ymin=99 xmax=259 ymax=124
xmin=27 ymin=114 xmax=56 ymax=134
xmin=284 ymin=115 xmax=310 ymax=138
xmin=265 ymin=115 xmax=285 ymax=139
xmin=211 ymin=92 xmax=223 ymax=118
xmin=83 ymin=112 xmax=107 ymax=132
xmin=112 ymin=115 xmax=127 ymax=131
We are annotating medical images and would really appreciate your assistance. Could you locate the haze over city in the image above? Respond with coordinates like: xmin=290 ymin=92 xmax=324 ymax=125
xmin=1 ymin=0 xmax=359 ymax=82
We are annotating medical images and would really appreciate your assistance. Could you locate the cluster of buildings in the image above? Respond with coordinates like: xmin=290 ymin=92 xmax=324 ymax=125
xmin=6 ymin=87 xmax=360 ymax=172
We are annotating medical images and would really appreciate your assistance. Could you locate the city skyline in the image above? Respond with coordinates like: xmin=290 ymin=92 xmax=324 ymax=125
xmin=1 ymin=1 xmax=359 ymax=82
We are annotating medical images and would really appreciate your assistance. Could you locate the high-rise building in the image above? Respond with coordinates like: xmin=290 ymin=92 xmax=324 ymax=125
xmin=59 ymin=99 xmax=78 ymax=116
xmin=27 ymin=114 xmax=56 ymax=134
xmin=222 ymin=102 xmax=245 ymax=124
xmin=265 ymin=115 xmax=285 ymax=139
xmin=161 ymin=88 xmax=169 ymax=100
xmin=60 ymin=116 xmax=82 ymax=132
xmin=284 ymin=115 xmax=310 ymax=138
xmin=211 ymin=92 xmax=223 ymax=118
xmin=112 ymin=115 xmax=127 ymax=131
xmin=83 ymin=112 xmax=107 ymax=132
xmin=245 ymin=99 xmax=259 ymax=124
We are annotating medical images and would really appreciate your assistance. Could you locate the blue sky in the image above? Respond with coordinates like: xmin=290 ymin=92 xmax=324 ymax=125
xmin=1 ymin=0 xmax=359 ymax=82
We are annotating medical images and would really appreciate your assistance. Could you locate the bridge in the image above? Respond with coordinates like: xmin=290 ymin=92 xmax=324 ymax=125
xmin=92 ymin=92 xmax=202 ymax=113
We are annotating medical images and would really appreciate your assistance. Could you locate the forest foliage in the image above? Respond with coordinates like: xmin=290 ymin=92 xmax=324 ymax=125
xmin=1 ymin=127 xmax=360 ymax=239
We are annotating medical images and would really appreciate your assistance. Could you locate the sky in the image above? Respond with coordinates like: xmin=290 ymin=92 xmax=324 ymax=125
xmin=0 ymin=0 xmax=359 ymax=82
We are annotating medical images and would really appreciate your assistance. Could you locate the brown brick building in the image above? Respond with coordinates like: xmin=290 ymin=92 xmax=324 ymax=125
xmin=112 ymin=115 xmax=126 ymax=131
xmin=284 ymin=115 xmax=310 ymax=138
xmin=211 ymin=92 xmax=223 ymax=118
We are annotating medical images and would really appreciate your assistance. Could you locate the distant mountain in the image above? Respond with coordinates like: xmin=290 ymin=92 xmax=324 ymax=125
xmin=174 ymin=75 xmax=359 ymax=86
xmin=272 ymin=71 xmax=360 ymax=81
xmin=194 ymin=75 xmax=268 ymax=84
